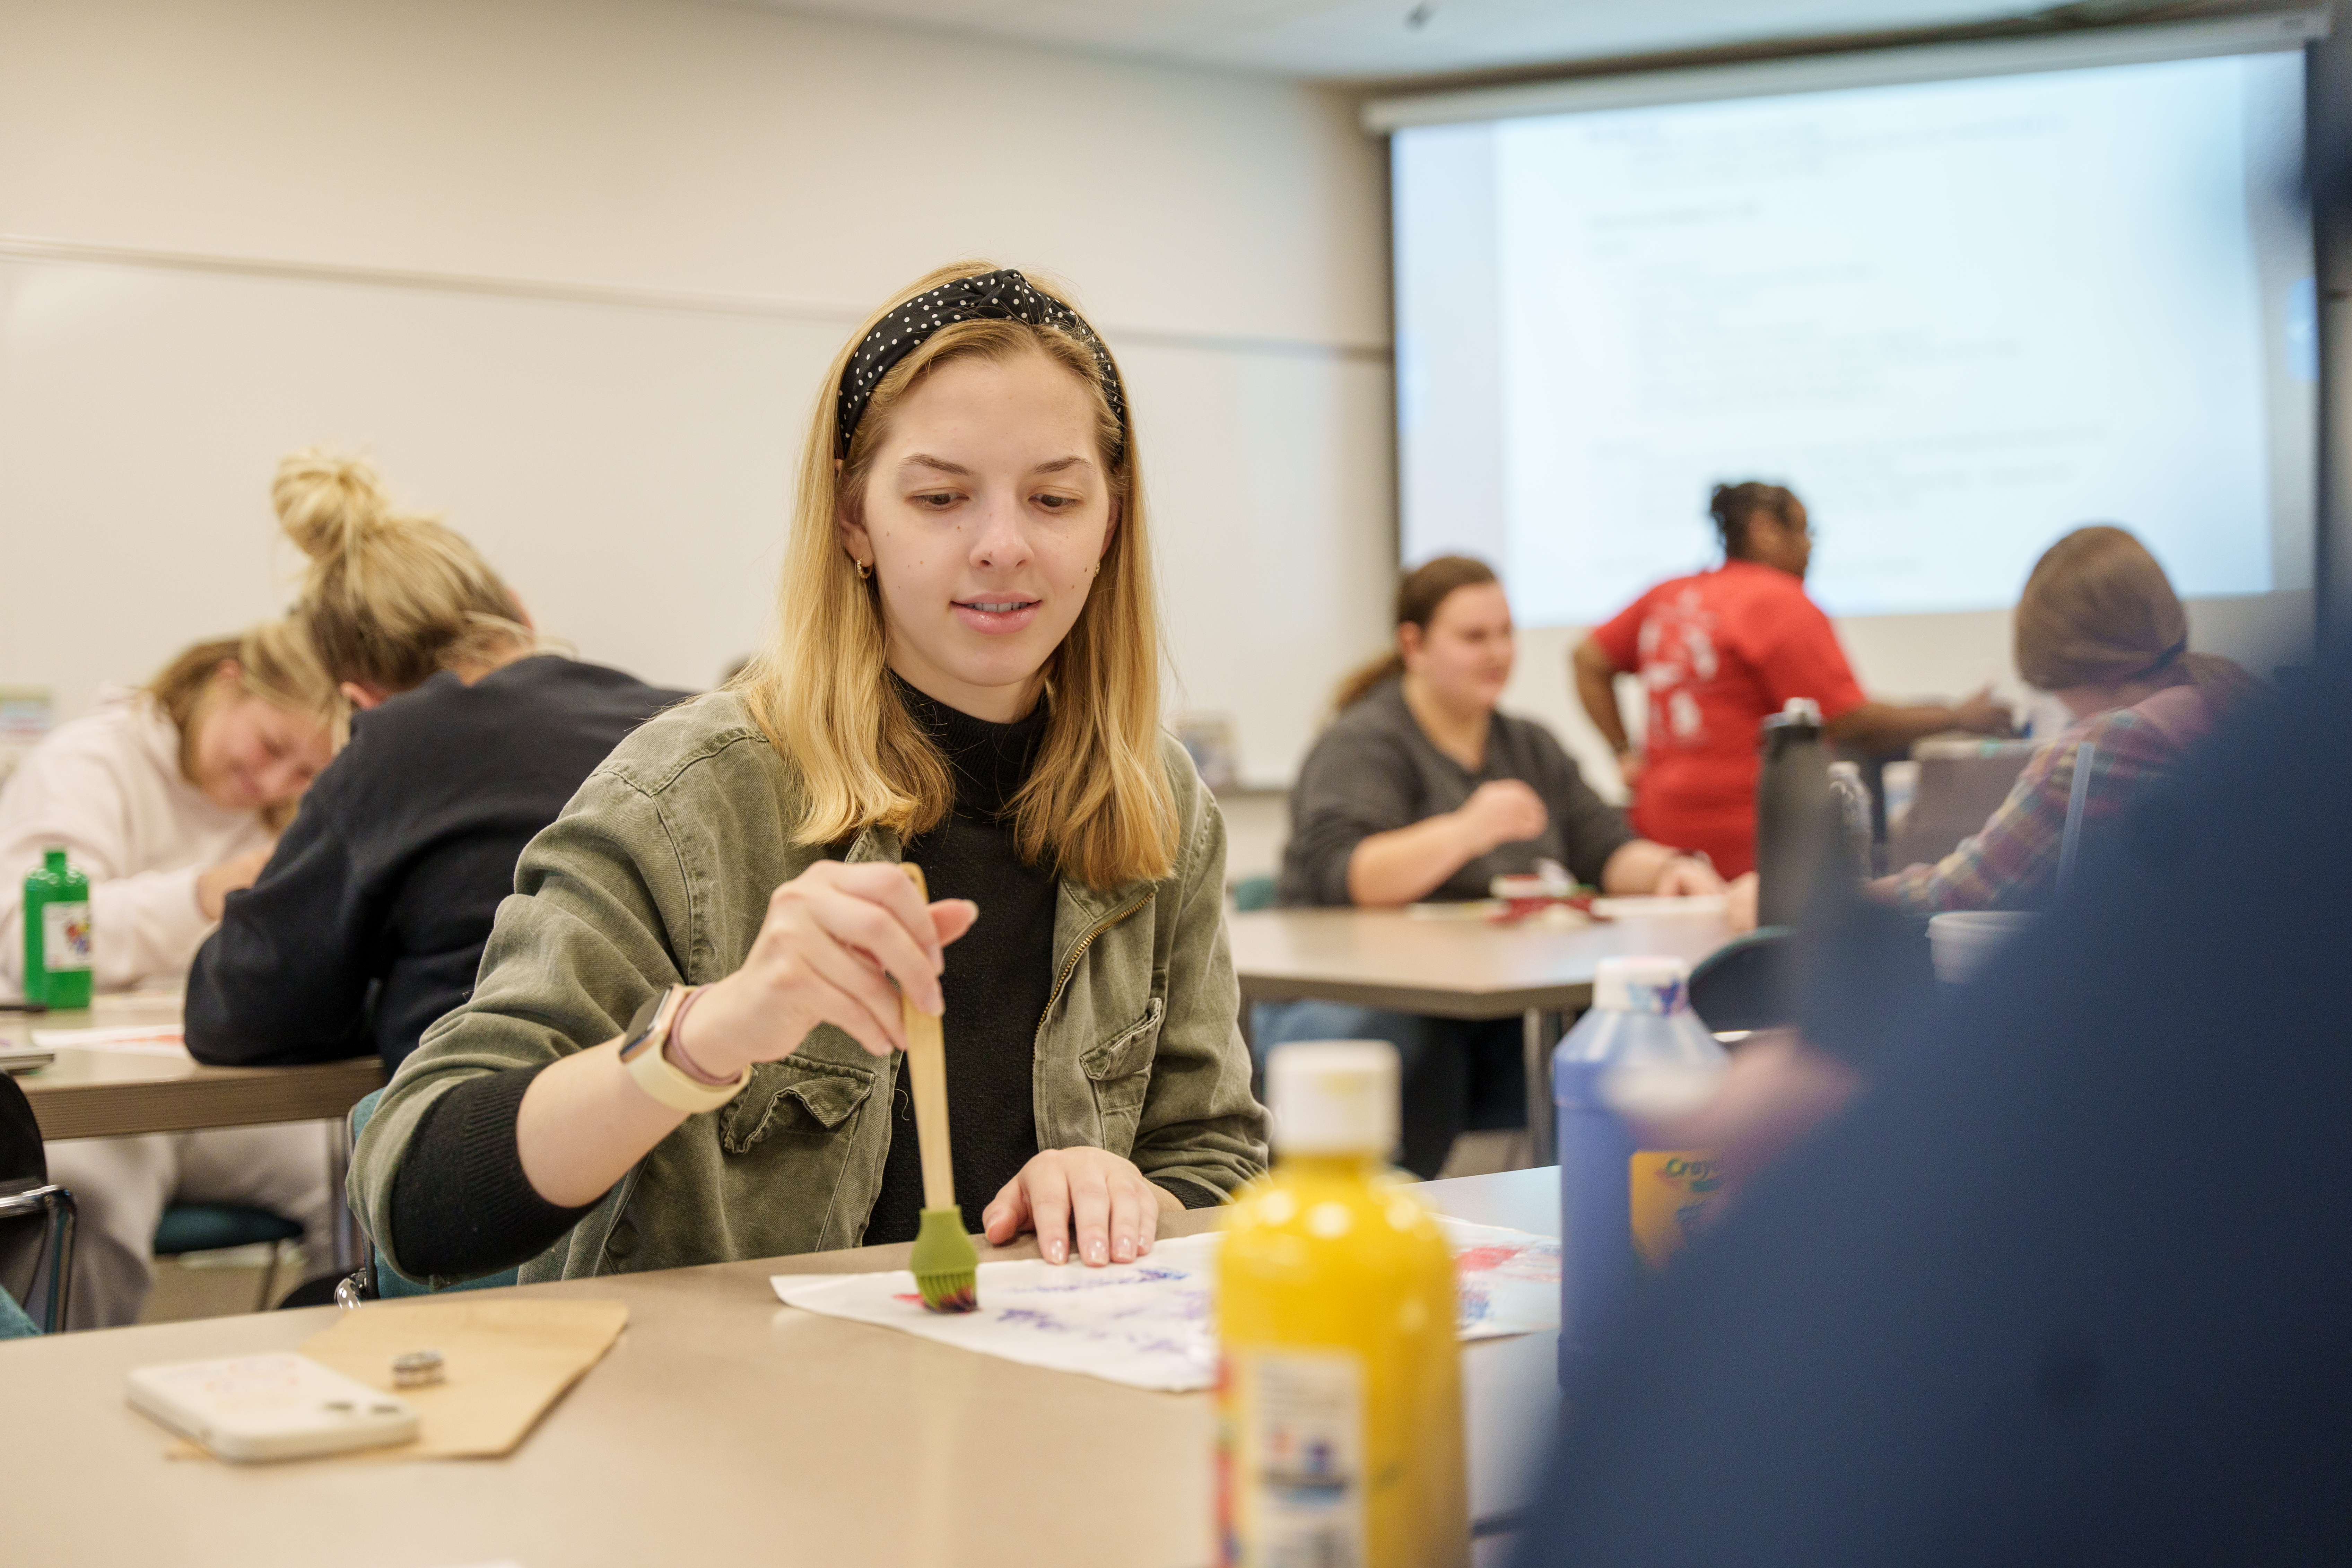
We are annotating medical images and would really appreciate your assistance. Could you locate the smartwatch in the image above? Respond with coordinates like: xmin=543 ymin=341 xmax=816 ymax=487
xmin=617 ymin=985 xmax=750 ymax=1113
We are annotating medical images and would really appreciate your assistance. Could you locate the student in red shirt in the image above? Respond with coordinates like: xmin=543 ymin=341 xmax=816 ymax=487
xmin=1574 ymin=482 xmax=2009 ymax=878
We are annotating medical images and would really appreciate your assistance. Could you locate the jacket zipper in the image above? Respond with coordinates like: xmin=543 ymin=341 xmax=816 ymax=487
xmin=1031 ymin=888 xmax=1156 ymax=1056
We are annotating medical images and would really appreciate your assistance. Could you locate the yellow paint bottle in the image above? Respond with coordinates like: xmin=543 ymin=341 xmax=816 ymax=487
xmin=1217 ymin=1041 xmax=1467 ymax=1568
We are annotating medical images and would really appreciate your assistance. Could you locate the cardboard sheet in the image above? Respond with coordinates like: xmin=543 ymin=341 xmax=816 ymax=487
xmin=772 ymin=1219 xmax=1559 ymax=1393
xmin=296 ymin=1298 xmax=628 ymax=1459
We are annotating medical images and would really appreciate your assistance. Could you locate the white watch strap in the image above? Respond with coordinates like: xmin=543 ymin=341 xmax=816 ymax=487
xmin=620 ymin=987 xmax=750 ymax=1113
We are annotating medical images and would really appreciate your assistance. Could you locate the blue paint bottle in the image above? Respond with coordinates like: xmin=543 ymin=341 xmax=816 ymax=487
xmin=1555 ymin=956 xmax=1728 ymax=1390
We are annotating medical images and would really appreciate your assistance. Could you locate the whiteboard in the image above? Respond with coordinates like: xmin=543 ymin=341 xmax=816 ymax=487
xmin=0 ymin=251 xmax=1393 ymax=787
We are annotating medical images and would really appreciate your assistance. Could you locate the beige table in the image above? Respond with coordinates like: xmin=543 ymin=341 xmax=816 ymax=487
xmin=0 ymin=1167 xmax=1562 ymax=1568
xmin=5 ymin=995 xmax=385 ymax=1270
xmin=1230 ymin=907 xmax=1733 ymax=1158
xmin=5 ymin=996 xmax=382 ymax=1142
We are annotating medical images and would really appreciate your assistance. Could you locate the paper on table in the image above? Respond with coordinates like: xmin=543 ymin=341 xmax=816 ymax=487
xmin=1405 ymin=900 xmax=1597 ymax=928
xmin=772 ymin=1219 xmax=1559 ymax=1393
xmin=299 ymin=1298 xmax=627 ymax=1458
xmin=1586 ymin=894 xmax=1727 ymax=920
xmin=31 ymin=1024 xmax=187 ymax=1056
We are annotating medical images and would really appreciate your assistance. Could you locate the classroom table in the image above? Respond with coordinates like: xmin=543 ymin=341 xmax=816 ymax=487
xmin=0 ymin=1166 xmax=1563 ymax=1568
xmin=4 ymin=995 xmax=382 ymax=1142
xmin=4 ymin=995 xmax=385 ymax=1271
xmin=1229 ymin=906 xmax=1734 ymax=1159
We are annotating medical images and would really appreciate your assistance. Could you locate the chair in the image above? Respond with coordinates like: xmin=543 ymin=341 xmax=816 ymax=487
xmin=153 ymin=1203 xmax=306 ymax=1312
xmin=1688 ymin=927 xmax=1797 ymax=1036
xmin=336 ymin=1088 xmax=521 ymax=1303
xmin=1887 ymin=739 xmax=2037 ymax=870
xmin=0 ymin=1070 xmax=76 ymax=1333
xmin=1230 ymin=873 xmax=1277 ymax=913
xmin=0 ymin=1282 xmax=37 ymax=1339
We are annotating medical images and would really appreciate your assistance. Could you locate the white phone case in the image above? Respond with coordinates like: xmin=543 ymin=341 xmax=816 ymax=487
xmin=126 ymin=1353 xmax=419 ymax=1462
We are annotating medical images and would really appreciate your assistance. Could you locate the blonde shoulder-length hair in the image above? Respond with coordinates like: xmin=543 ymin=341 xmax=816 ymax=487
xmin=148 ymin=617 xmax=343 ymax=829
xmin=735 ymin=261 xmax=1176 ymax=891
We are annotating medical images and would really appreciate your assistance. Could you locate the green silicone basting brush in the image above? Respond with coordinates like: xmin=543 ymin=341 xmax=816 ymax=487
xmin=900 ymin=863 xmax=979 ymax=1313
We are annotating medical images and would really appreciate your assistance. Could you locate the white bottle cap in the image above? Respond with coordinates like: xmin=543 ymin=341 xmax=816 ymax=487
xmin=1264 ymin=1040 xmax=1399 ymax=1156
xmin=1592 ymin=956 xmax=1695 ymax=1014
xmin=1783 ymin=697 xmax=1822 ymax=721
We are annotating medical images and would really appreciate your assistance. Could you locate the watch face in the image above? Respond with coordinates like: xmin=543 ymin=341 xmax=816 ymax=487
xmin=618 ymin=991 xmax=668 ymax=1061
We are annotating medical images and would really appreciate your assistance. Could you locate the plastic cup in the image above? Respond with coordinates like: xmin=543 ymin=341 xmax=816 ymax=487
xmin=1927 ymin=911 xmax=2038 ymax=986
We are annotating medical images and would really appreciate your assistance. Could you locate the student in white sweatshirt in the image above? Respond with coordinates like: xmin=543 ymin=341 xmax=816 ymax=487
xmin=0 ymin=621 xmax=340 ymax=1326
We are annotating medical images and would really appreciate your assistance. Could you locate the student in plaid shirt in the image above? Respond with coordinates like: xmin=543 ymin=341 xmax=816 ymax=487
xmin=1880 ymin=527 xmax=2258 ymax=913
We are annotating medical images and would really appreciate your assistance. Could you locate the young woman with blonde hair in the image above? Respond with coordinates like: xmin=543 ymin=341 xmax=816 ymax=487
xmin=1875 ymin=525 xmax=2255 ymax=911
xmin=352 ymin=265 xmax=1264 ymax=1286
xmin=0 ymin=620 xmax=341 ymax=1325
xmin=187 ymin=450 xmax=683 ymax=1078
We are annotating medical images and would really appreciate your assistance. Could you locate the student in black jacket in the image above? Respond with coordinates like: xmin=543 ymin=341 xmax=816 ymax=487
xmin=184 ymin=449 xmax=686 ymax=1071
xmin=185 ymin=655 xmax=683 ymax=1070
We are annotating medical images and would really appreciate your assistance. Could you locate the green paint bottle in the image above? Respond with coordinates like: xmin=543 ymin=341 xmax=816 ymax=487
xmin=23 ymin=846 xmax=92 ymax=1011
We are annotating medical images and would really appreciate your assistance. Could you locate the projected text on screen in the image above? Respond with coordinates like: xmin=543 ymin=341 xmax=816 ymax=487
xmin=1394 ymin=51 xmax=2314 ymax=624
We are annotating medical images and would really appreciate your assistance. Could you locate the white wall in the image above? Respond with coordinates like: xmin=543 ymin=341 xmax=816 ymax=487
xmin=0 ymin=0 xmax=1395 ymax=785
xmin=6 ymin=0 xmax=2306 ymax=873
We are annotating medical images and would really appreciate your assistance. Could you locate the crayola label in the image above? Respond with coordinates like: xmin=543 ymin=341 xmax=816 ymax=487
xmin=1220 ymin=1347 xmax=1365 ymax=1567
xmin=43 ymin=900 xmax=92 ymax=973
xmin=1628 ymin=1150 xmax=1724 ymax=1268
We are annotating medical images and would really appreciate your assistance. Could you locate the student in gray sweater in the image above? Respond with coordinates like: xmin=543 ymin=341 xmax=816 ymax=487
xmin=1268 ymin=557 xmax=1722 ymax=1175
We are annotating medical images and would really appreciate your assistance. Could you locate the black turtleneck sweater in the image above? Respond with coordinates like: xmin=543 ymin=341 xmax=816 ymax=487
xmin=389 ymin=681 xmax=1060 ymax=1276
xmin=860 ymin=684 xmax=1056 ymax=1242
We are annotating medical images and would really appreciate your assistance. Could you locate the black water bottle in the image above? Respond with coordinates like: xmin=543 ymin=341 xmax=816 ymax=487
xmin=1755 ymin=698 xmax=1833 ymax=928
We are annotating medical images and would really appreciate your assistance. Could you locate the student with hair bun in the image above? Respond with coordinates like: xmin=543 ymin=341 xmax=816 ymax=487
xmin=1575 ymin=481 xmax=2012 ymax=879
xmin=186 ymin=450 xmax=687 ymax=1080
xmin=1873 ymin=525 xmax=2256 ymax=912
xmin=351 ymin=262 xmax=1264 ymax=1288
xmin=0 ymin=620 xmax=341 ymax=1326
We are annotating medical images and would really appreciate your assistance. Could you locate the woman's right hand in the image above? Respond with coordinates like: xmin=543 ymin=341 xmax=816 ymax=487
xmin=1951 ymin=686 xmax=2014 ymax=737
xmin=1454 ymin=778 xmax=1549 ymax=856
xmin=196 ymin=842 xmax=277 ymax=921
xmin=674 ymin=861 xmax=978 ymax=1078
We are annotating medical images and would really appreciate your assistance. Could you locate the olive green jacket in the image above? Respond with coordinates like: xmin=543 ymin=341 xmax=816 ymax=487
xmin=350 ymin=692 xmax=1267 ymax=1285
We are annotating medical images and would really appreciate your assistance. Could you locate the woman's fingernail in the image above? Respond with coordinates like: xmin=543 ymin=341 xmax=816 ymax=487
xmin=1087 ymin=1239 xmax=1106 ymax=1264
xmin=1047 ymin=1239 xmax=1065 ymax=1264
xmin=1113 ymin=1237 xmax=1134 ymax=1262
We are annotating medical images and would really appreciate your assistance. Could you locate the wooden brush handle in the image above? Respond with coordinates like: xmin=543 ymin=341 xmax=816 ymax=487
xmin=898 ymin=863 xmax=955 ymax=1212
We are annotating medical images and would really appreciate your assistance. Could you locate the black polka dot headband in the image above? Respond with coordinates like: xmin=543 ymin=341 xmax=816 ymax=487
xmin=834 ymin=269 xmax=1129 ymax=460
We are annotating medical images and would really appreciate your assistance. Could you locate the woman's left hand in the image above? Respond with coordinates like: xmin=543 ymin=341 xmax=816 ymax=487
xmin=983 ymin=1147 xmax=1183 ymax=1267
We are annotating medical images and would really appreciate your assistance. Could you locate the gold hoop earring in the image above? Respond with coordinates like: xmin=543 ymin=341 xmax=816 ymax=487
xmin=854 ymin=557 xmax=872 ymax=580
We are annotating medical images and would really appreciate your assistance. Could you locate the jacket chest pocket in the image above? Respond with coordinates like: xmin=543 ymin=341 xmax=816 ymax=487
xmin=1079 ymin=995 xmax=1164 ymax=1155
xmin=720 ymin=1058 xmax=874 ymax=1154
